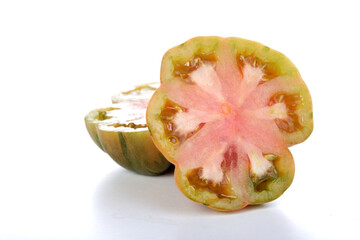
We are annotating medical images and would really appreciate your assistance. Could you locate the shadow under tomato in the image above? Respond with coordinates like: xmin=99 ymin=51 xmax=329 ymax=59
xmin=93 ymin=165 xmax=218 ymax=217
xmin=93 ymin=167 xmax=311 ymax=239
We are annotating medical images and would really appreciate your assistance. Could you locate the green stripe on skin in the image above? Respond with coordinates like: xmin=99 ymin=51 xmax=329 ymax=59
xmin=98 ymin=128 xmax=171 ymax=176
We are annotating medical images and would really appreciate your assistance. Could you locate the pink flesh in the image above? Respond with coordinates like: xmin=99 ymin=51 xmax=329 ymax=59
xmin=162 ymin=57 xmax=289 ymax=190
xmin=101 ymin=89 xmax=156 ymax=132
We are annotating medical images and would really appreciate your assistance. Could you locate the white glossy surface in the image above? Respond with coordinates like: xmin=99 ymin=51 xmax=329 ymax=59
xmin=1 ymin=1 xmax=359 ymax=239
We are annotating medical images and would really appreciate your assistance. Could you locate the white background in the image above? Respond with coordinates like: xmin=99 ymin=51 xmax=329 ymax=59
xmin=1 ymin=0 xmax=359 ymax=239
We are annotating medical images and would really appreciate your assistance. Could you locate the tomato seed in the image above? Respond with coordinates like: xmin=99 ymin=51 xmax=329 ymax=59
xmin=169 ymin=136 xmax=178 ymax=144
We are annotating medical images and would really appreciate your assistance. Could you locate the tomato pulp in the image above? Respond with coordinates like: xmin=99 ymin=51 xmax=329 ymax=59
xmin=147 ymin=37 xmax=313 ymax=210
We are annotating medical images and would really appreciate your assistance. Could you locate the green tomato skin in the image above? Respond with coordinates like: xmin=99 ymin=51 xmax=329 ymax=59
xmin=97 ymin=128 xmax=171 ymax=176
xmin=84 ymin=119 xmax=105 ymax=152
xmin=85 ymin=108 xmax=171 ymax=176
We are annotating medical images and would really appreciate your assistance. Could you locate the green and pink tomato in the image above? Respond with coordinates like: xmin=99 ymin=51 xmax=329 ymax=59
xmin=146 ymin=36 xmax=313 ymax=210
xmin=85 ymin=83 xmax=171 ymax=176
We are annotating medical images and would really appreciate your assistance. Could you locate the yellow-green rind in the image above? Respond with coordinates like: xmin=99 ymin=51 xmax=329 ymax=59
xmin=84 ymin=108 xmax=109 ymax=151
xmin=160 ymin=36 xmax=221 ymax=85
xmin=226 ymin=37 xmax=300 ymax=78
xmin=147 ymin=90 xmax=177 ymax=162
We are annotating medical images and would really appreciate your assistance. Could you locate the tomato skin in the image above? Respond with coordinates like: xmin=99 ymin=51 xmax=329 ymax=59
xmin=85 ymin=115 xmax=105 ymax=152
xmin=85 ymin=83 xmax=172 ymax=176
xmin=98 ymin=127 xmax=171 ymax=176
xmin=85 ymin=107 xmax=171 ymax=176
xmin=147 ymin=36 xmax=313 ymax=210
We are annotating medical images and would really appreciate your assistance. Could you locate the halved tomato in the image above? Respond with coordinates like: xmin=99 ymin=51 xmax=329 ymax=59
xmin=85 ymin=83 xmax=171 ymax=176
xmin=147 ymin=37 xmax=313 ymax=210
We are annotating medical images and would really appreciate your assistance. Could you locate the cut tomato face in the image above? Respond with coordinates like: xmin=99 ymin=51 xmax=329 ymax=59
xmin=147 ymin=37 xmax=313 ymax=210
xmin=85 ymin=83 xmax=171 ymax=176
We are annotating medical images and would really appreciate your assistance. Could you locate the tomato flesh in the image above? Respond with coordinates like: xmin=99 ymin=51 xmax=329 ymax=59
xmin=147 ymin=37 xmax=313 ymax=210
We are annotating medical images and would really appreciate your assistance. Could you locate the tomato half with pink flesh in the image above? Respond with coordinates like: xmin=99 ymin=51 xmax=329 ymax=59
xmin=146 ymin=37 xmax=313 ymax=210
xmin=85 ymin=83 xmax=171 ymax=176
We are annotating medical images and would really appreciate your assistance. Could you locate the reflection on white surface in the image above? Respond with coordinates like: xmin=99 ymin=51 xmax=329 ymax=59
xmin=93 ymin=168 xmax=312 ymax=240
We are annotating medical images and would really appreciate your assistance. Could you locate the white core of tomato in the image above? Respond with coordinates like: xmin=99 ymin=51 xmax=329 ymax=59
xmin=248 ymin=150 xmax=275 ymax=181
xmin=238 ymin=62 xmax=264 ymax=104
xmin=243 ymin=63 xmax=264 ymax=84
xmin=189 ymin=63 xmax=224 ymax=102
xmin=172 ymin=110 xmax=201 ymax=135
xmin=200 ymin=143 xmax=228 ymax=183
xmin=173 ymin=109 xmax=221 ymax=136
xmin=248 ymin=103 xmax=287 ymax=119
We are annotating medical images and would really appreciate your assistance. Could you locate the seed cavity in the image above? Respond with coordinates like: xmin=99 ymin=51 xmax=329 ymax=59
xmin=237 ymin=54 xmax=278 ymax=84
xmin=248 ymin=151 xmax=278 ymax=187
xmin=110 ymin=122 xmax=147 ymax=129
xmin=169 ymin=136 xmax=178 ymax=144
xmin=269 ymin=93 xmax=304 ymax=133
xmin=186 ymin=167 xmax=237 ymax=199
xmin=159 ymin=99 xmax=207 ymax=144
xmin=97 ymin=107 xmax=119 ymax=121
xmin=159 ymin=100 xmax=186 ymax=144
xmin=173 ymin=53 xmax=217 ymax=81
xmin=98 ymin=111 xmax=108 ymax=120
xmin=166 ymin=121 xmax=174 ymax=131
